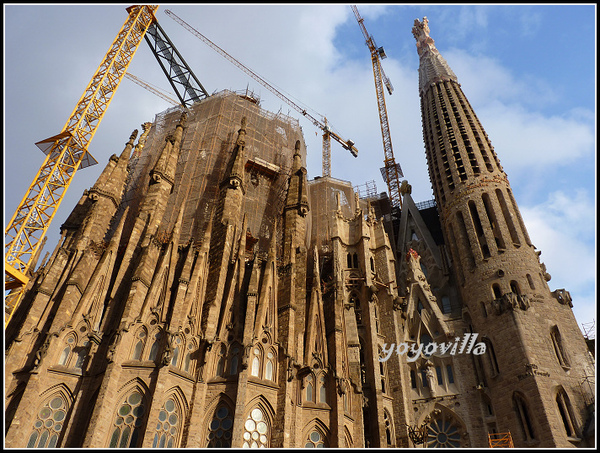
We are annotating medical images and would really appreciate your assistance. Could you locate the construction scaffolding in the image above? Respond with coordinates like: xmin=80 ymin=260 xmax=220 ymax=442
xmin=117 ymin=90 xmax=302 ymax=255
xmin=488 ymin=432 xmax=514 ymax=448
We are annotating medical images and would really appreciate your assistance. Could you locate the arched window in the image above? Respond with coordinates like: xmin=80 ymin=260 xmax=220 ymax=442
xmin=510 ymin=280 xmax=521 ymax=295
xmin=551 ymin=326 xmax=570 ymax=369
xmin=132 ymin=329 xmax=147 ymax=360
xmin=556 ymin=388 xmax=577 ymax=438
xmin=58 ymin=335 xmax=76 ymax=366
xmin=347 ymin=253 xmax=352 ymax=268
xmin=183 ymin=343 xmax=195 ymax=373
xmin=229 ymin=345 xmax=240 ymax=375
xmin=304 ymin=429 xmax=326 ymax=448
xmin=306 ymin=375 xmax=314 ymax=402
xmin=152 ymin=396 xmax=181 ymax=448
xmin=492 ymin=284 xmax=502 ymax=300
xmin=483 ymin=338 xmax=500 ymax=376
xmin=108 ymin=391 xmax=146 ymax=448
xmin=353 ymin=253 xmax=359 ymax=269
xmin=251 ymin=347 xmax=261 ymax=378
xmin=216 ymin=344 xmax=226 ymax=377
xmin=242 ymin=407 xmax=269 ymax=448
xmin=207 ymin=404 xmax=234 ymax=448
xmin=384 ymin=410 xmax=394 ymax=446
xmin=318 ymin=375 xmax=327 ymax=403
xmin=27 ymin=394 xmax=69 ymax=448
xmin=58 ymin=346 xmax=71 ymax=366
xmin=74 ymin=341 xmax=89 ymax=370
xmin=526 ymin=274 xmax=536 ymax=290
xmin=265 ymin=350 xmax=275 ymax=381
xmin=379 ymin=352 xmax=387 ymax=393
xmin=170 ymin=336 xmax=183 ymax=368
xmin=148 ymin=331 xmax=161 ymax=362
xmin=513 ymin=392 xmax=535 ymax=441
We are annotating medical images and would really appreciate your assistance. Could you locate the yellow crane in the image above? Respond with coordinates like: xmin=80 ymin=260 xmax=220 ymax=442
xmin=351 ymin=5 xmax=403 ymax=208
xmin=165 ymin=9 xmax=358 ymax=177
xmin=5 ymin=5 xmax=159 ymax=325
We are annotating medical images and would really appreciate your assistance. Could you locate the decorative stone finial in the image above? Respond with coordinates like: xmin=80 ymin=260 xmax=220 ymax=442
xmin=412 ymin=17 xmax=430 ymax=42
xmin=411 ymin=17 xmax=459 ymax=95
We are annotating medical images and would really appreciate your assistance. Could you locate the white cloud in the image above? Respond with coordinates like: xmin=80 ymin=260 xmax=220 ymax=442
xmin=520 ymin=189 xmax=596 ymax=327
xmin=440 ymin=49 xmax=594 ymax=173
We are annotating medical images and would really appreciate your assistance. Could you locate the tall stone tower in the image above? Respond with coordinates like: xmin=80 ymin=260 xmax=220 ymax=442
xmin=411 ymin=17 xmax=595 ymax=448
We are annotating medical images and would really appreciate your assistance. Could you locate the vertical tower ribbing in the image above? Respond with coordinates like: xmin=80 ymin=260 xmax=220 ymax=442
xmin=413 ymin=17 xmax=594 ymax=448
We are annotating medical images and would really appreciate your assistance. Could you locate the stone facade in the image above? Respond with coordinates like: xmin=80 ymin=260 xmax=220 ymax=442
xmin=4 ymin=19 xmax=594 ymax=449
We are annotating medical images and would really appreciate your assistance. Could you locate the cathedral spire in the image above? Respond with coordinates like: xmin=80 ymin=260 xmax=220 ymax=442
xmin=225 ymin=116 xmax=247 ymax=192
xmin=285 ymin=140 xmax=309 ymax=217
xmin=412 ymin=17 xmax=458 ymax=96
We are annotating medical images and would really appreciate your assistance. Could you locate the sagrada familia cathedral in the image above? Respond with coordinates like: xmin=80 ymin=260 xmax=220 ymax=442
xmin=5 ymin=16 xmax=595 ymax=449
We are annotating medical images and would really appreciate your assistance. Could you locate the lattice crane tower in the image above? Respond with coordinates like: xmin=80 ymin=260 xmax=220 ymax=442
xmin=4 ymin=5 xmax=159 ymax=324
xmin=352 ymin=5 xmax=403 ymax=208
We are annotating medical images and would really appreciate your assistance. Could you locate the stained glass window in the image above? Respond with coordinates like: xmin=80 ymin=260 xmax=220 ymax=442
xmin=207 ymin=405 xmax=234 ymax=448
xmin=108 ymin=391 xmax=146 ymax=448
xmin=304 ymin=430 xmax=325 ymax=448
xmin=27 ymin=395 xmax=68 ymax=448
xmin=152 ymin=397 xmax=180 ymax=448
xmin=426 ymin=414 xmax=461 ymax=448
xmin=242 ymin=407 xmax=268 ymax=448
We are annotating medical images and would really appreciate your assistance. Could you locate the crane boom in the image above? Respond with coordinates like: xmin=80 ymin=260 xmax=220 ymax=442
xmin=125 ymin=72 xmax=181 ymax=106
xmin=5 ymin=5 xmax=159 ymax=324
xmin=351 ymin=5 xmax=403 ymax=208
xmin=164 ymin=9 xmax=358 ymax=173
xmin=144 ymin=20 xmax=209 ymax=106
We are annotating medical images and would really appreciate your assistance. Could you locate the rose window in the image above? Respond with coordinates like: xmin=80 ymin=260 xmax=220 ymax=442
xmin=242 ymin=408 xmax=268 ymax=448
xmin=426 ymin=415 xmax=461 ymax=448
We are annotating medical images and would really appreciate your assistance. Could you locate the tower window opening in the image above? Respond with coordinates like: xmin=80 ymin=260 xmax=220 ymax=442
xmin=513 ymin=393 xmax=535 ymax=441
xmin=496 ymin=189 xmax=520 ymax=246
xmin=510 ymin=280 xmax=521 ymax=295
xmin=483 ymin=338 xmax=500 ymax=376
xmin=556 ymin=389 xmax=577 ymax=438
xmin=551 ymin=326 xmax=570 ymax=369
xmin=482 ymin=193 xmax=505 ymax=251
xmin=492 ymin=284 xmax=502 ymax=300
xmin=526 ymin=274 xmax=536 ymax=290
xmin=456 ymin=211 xmax=476 ymax=269
xmin=469 ymin=201 xmax=491 ymax=259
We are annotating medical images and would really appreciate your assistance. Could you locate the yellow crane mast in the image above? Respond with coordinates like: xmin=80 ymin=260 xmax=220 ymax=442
xmin=5 ymin=5 xmax=159 ymax=324
xmin=165 ymin=9 xmax=358 ymax=178
xmin=351 ymin=5 xmax=403 ymax=208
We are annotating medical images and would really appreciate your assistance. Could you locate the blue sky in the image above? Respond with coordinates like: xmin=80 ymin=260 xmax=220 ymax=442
xmin=4 ymin=4 xmax=596 ymax=333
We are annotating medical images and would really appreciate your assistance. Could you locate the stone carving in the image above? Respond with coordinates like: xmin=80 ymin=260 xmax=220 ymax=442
xmin=552 ymin=289 xmax=573 ymax=307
